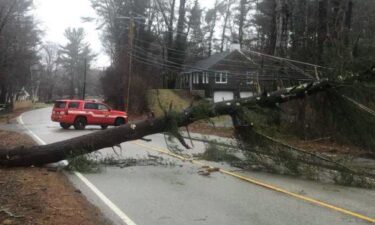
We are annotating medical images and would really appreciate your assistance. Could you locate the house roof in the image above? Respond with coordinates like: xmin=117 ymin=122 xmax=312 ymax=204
xmin=184 ymin=50 xmax=233 ymax=73
xmin=182 ymin=50 xmax=316 ymax=81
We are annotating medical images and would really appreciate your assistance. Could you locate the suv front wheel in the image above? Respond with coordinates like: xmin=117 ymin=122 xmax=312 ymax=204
xmin=74 ymin=117 xmax=87 ymax=130
xmin=60 ymin=122 xmax=71 ymax=129
xmin=114 ymin=118 xmax=125 ymax=126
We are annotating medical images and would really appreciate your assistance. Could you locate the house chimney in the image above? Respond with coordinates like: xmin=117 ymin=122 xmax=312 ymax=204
xmin=230 ymin=42 xmax=241 ymax=52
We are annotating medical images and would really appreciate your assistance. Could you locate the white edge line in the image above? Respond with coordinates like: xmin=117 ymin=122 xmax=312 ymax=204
xmin=17 ymin=116 xmax=47 ymax=145
xmin=17 ymin=114 xmax=137 ymax=225
xmin=73 ymin=172 xmax=137 ymax=225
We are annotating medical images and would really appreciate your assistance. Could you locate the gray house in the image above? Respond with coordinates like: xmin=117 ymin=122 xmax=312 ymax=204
xmin=177 ymin=45 xmax=316 ymax=102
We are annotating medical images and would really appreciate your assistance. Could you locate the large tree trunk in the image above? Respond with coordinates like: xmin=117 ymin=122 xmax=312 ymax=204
xmin=173 ymin=0 xmax=187 ymax=68
xmin=268 ymin=0 xmax=277 ymax=55
xmin=238 ymin=0 xmax=247 ymax=48
xmin=207 ymin=0 xmax=219 ymax=57
xmin=0 ymin=80 xmax=334 ymax=167
xmin=317 ymin=0 xmax=328 ymax=63
xmin=344 ymin=0 xmax=353 ymax=46
xmin=274 ymin=0 xmax=289 ymax=57
xmin=220 ymin=0 xmax=232 ymax=52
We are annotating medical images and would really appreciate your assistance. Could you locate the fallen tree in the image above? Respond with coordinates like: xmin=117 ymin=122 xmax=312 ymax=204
xmin=0 ymin=69 xmax=373 ymax=168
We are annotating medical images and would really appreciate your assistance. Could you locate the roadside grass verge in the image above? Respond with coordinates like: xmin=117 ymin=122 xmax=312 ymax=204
xmin=32 ymin=102 xmax=53 ymax=110
xmin=0 ymin=129 xmax=109 ymax=225
xmin=146 ymin=89 xmax=191 ymax=117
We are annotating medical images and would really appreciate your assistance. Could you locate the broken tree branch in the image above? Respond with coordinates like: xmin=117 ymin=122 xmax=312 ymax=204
xmin=0 ymin=208 xmax=24 ymax=218
xmin=8 ymin=58 xmax=375 ymax=171
xmin=0 ymin=79 xmax=333 ymax=167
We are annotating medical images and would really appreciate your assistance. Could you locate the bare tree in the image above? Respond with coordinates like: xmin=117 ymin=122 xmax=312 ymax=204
xmin=219 ymin=0 xmax=234 ymax=52
xmin=274 ymin=0 xmax=289 ymax=57
xmin=237 ymin=0 xmax=252 ymax=48
xmin=186 ymin=0 xmax=204 ymax=62
xmin=204 ymin=0 xmax=220 ymax=56
xmin=0 ymin=0 xmax=40 ymax=105
xmin=39 ymin=43 xmax=60 ymax=101
xmin=172 ymin=0 xmax=187 ymax=67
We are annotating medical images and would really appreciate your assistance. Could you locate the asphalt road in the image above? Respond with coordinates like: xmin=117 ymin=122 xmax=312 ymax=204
xmin=18 ymin=107 xmax=375 ymax=225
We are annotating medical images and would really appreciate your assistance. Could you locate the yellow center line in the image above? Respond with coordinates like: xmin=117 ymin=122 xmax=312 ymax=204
xmin=133 ymin=141 xmax=375 ymax=223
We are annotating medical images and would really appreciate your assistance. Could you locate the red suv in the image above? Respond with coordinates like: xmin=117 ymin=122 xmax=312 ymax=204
xmin=51 ymin=100 xmax=128 ymax=130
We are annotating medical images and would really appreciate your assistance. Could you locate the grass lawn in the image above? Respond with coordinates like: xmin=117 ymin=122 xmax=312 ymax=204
xmin=146 ymin=89 xmax=191 ymax=117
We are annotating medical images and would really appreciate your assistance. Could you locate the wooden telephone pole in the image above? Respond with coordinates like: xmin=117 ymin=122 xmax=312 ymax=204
xmin=125 ymin=15 xmax=135 ymax=112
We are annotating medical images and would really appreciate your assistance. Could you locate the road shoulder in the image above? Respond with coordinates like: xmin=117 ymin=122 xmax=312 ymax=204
xmin=0 ymin=118 xmax=111 ymax=225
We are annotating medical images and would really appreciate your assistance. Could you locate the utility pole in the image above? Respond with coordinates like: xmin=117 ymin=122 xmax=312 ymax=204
xmin=125 ymin=15 xmax=135 ymax=112
xmin=82 ymin=58 xmax=87 ymax=100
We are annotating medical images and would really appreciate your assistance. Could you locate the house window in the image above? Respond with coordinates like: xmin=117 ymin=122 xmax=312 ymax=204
xmin=215 ymin=72 xmax=228 ymax=84
xmin=203 ymin=72 xmax=209 ymax=84
xmin=246 ymin=71 xmax=257 ymax=84
xmin=193 ymin=72 xmax=200 ymax=84
xmin=246 ymin=76 xmax=254 ymax=85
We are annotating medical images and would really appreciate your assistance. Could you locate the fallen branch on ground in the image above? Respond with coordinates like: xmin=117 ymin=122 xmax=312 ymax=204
xmin=0 ymin=208 xmax=24 ymax=218
xmin=0 ymin=79 xmax=333 ymax=167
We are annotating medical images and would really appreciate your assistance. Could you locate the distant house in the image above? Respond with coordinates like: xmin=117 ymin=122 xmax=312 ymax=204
xmin=16 ymin=87 xmax=31 ymax=101
xmin=177 ymin=44 xmax=316 ymax=102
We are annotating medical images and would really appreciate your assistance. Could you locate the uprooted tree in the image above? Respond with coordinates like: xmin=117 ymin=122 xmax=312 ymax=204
xmin=0 ymin=69 xmax=374 ymax=187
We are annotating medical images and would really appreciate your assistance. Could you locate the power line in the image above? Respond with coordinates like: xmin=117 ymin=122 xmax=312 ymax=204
xmin=134 ymin=46 xmax=313 ymax=72
xmin=131 ymin=56 xmax=312 ymax=88
xmin=133 ymin=36 xmax=326 ymax=70
xmin=129 ymin=51 xmax=313 ymax=81
xmin=132 ymin=39 xmax=325 ymax=74
xmin=130 ymin=48 xmax=314 ymax=81
xmin=131 ymin=50 xmax=311 ymax=81
xmin=133 ymin=37 xmax=188 ymax=54
xmin=111 ymin=14 xmax=327 ymax=72
xmin=243 ymin=50 xmax=326 ymax=69
xmin=342 ymin=95 xmax=375 ymax=117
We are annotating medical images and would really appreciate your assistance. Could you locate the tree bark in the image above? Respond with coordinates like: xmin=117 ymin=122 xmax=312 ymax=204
xmin=207 ymin=0 xmax=219 ymax=57
xmin=344 ymin=0 xmax=353 ymax=46
xmin=238 ymin=0 xmax=247 ymax=48
xmin=317 ymin=0 xmax=328 ymax=62
xmin=167 ymin=0 xmax=176 ymax=59
xmin=0 ymin=79 xmax=334 ymax=167
xmin=173 ymin=0 xmax=187 ymax=67
xmin=274 ymin=0 xmax=289 ymax=57
xmin=220 ymin=0 xmax=233 ymax=52
xmin=268 ymin=0 xmax=277 ymax=55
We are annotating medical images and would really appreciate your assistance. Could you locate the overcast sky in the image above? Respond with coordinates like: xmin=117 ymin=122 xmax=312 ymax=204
xmin=33 ymin=0 xmax=215 ymax=67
